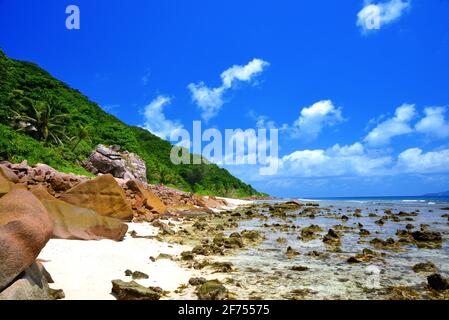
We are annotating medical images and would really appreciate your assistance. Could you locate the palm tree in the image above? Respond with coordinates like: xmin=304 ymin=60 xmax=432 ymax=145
xmin=70 ymin=124 xmax=91 ymax=151
xmin=11 ymin=98 xmax=70 ymax=145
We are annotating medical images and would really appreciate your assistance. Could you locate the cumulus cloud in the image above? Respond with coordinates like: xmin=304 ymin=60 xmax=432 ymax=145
xmin=188 ymin=58 xmax=269 ymax=121
xmin=142 ymin=95 xmax=184 ymax=140
xmin=280 ymin=142 xmax=392 ymax=178
xmin=415 ymin=107 xmax=449 ymax=139
xmin=364 ymin=103 xmax=416 ymax=146
xmin=396 ymin=148 xmax=449 ymax=173
xmin=357 ymin=0 xmax=410 ymax=33
xmin=220 ymin=59 xmax=269 ymax=88
xmin=291 ymin=100 xmax=344 ymax=141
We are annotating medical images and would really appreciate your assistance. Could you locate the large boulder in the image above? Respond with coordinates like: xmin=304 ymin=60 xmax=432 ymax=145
xmin=59 ymin=174 xmax=134 ymax=220
xmin=0 ymin=262 xmax=52 ymax=300
xmin=0 ymin=190 xmax=53 ymax=291
xmin=194 ymin=196 xmax=228 ymax=209
xmin=31 ymin=185 xmax=128 ymax=241
xmin=126 ymin=179 xmax=167 ymax=214
xmin=0 ymin=165 xmax=19 ymax=197
xmin=83 ymin=145 xmax=147 ymax=183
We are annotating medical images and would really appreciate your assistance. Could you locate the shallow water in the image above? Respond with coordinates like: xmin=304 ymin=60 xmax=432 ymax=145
xmin=214 ymin=199 xmax=449 ymax=299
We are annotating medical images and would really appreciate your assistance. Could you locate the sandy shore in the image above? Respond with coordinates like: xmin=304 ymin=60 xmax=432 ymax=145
xmin=37 ymin=198 xmax=251 ymax=300
xmin=214 ymin=197 xmax=253 ymax=212
xmin=38 ymin=222 xmax=197 ymax=300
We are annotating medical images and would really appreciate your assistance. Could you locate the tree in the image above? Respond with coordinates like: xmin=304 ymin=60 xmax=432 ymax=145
xmin=11 ymin=97 xmax=70 ymax=145
xmin=70 ymin=124 xmax=91 ymax=151
xmin=184 ymin=165 xmax=208 ymax=191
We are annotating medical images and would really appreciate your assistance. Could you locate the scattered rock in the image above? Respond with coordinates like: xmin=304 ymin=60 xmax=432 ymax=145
xmin=241 ymin=230 xmax=263 ymax=242
xmin=323 ymin=229 xmax=341 ymax=246
xmin=48 ymin=288 xmax=65 ymax=300
xmin=412 ymin=231 xmax=442 ymax=242
xmin=359 ymin=229 xmax=370 ymax=236
xmin=348 ymin=256 xmax=362 ymax=264
xmin=111 ymin=280 xmax=163 ymax=300
xmin=286 ymin=246 xmax=300 ymax=258
xmin=210 ymin=262 xmax=234 ymax=273
xmin=189 ymin=277 xmax=207 ymax=286
xmin=427 ymin=274 xmax=449 ymax=291
xmin=196 ymin=280 xmax=228 ymax=300
xmin=412 ymin=262 xmax=438 ymax=273
xmin=181 ymin=251 xmax=195 ymax=261
xmin=290 ymin=265 xmax=309 ymax=271
xmin=369 ymin=237 xmax=398 ymax=250
xmin=124 ymin=270 xmax=149 ymax=279
xmin=276 ymin=237 xmax=287 ymax=244
xmin=375 ymin=219 xmax=385 ymax=226
xmin=152 ymin=220 xmax=175 ymax=235
xmin=155 ymin=253 xmax=173 ymax=260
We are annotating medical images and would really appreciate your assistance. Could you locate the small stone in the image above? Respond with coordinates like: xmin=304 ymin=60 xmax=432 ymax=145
xmin=189 ymin=277 xmax=207 ymax=286
xmin=290 ymin=265 xmax=309 ymax=271
xmin=347 ymin=256 xmax=361 ymax=264
xmin=359 ymin=229 xmax=370 ymax=236
xmin=196 ymin=280 xmax=228 ymax=300
xmin=412 ymin=262 xmax=437 ymax=273
xmin=286 ymin=246 xmax=300 ymax=258
xmin=111 ymin=280 xmax=162 ymax=300
xmin=427 ymin=274 xmax=449 ymax=291
xmin=132 ymin=271 xmax=149 ymax=280
xmin=49 ymin=288 xmax=65 ymax=300
xmin=181 ymin=251 xmax=195 ymax=261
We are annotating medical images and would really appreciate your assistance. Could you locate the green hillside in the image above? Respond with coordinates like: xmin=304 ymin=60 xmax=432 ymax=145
xmin=0 ymin=49 xmax=262 ymax=198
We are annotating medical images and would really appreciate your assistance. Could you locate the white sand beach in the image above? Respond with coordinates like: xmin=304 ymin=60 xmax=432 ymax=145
xmin=38 ymin=222 xmax=197 ymax=300
xmin=214 ymin=197 xmax=254 ymax=211
xmin=37 ymin=198 xmax=250 ymax=300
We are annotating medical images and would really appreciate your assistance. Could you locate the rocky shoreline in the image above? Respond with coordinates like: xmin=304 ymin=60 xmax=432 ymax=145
xmin=2 ymin=160 xmax=449 ymax=300
xmin=0 ymin=159 xmax=243 ymax=300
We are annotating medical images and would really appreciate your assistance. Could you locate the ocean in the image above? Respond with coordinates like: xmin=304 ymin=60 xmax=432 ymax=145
xmin=211 ymin=197 xmax=449 ymax=299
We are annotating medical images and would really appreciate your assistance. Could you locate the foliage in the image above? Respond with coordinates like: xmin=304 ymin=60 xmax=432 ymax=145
xmin=0 ymin=48 xmax=262 ymax=197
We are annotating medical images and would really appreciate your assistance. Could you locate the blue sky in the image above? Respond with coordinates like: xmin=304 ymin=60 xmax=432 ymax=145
xmin=1 ymin=0 xmax=449 ymax=197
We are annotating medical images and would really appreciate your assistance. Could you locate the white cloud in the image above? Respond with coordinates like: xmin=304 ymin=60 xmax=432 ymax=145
xmin=364 ymin=103 xmax=416 ymax=146
xmin=357 ymin=0 xmax=410 ymax=32
xmin=396 ymin=148 xmax=449 ymax=173
xmin=220 ymin=59 xmax=269 ymax=88
xmin=279 ymin=142 xmax=392 ymax=178
xmin=415 ymin=107 xmax=449 ymax=139
xmin=188 ymin=58 xmax=269 ymax=121
xmin=291 ymin=100 xmax=344 ymax=141
xmin=187 ymin=83 xmax=225 ymax=122
xmin=142 ymin=95 xmax=184 ymax=140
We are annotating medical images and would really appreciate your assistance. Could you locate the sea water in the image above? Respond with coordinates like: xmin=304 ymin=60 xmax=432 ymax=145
xmin=213 ymin=197 xmax=449 ymax=299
